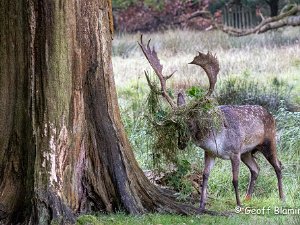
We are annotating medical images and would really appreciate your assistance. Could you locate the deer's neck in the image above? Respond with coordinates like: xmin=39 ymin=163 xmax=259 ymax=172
xmin=189 ymin=118 xmax=229 ymax=159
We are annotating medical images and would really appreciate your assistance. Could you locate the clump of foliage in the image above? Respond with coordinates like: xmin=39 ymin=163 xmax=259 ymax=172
xmin=112 ymin=0 xmax=202 ymax=10
xmin=112 ymin=0 xmax=166 ymax=10
xmin=276 ymin=101 xmax=300 ymax=155
xmin=216 ymin=76 xmax=294 ymax=113
xmin=163 ymin=159 xmax=194 ymax=198
xmin=112 ymin=0 xmax=136 ymax=9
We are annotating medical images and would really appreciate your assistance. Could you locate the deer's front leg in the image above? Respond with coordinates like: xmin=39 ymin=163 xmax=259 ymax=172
xmin=199 ymin=152 xmax=215 ymax=212
xmin=231 ymin=153 xmax=241 ymax=206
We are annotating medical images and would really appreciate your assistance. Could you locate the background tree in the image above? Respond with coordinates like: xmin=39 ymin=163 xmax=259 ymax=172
xmin=266 ymin=0 xmax=280 ymax=17
xmin=0 ymin=0 xmax=195 ymax=224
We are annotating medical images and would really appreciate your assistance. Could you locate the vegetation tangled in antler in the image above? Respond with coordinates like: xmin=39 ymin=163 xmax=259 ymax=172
xmin=147 ymin=90 xmax=223 ymax=166
xmin=139 ymin=36 xmax=223 ymax=167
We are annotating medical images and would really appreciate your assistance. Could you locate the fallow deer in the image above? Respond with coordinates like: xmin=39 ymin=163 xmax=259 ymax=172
xmin=138 ymin=35 xmax=284 ymax=212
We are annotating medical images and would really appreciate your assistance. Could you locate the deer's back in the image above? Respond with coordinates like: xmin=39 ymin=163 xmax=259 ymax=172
xmin=220 ymin=105 xmax=275 ymax=139
xmin=197 ymin=105 xmax=275 ymax=159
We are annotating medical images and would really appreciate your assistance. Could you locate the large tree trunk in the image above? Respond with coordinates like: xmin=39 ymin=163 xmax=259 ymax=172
xmin=0 ymin=0 xmax=195 ymax=224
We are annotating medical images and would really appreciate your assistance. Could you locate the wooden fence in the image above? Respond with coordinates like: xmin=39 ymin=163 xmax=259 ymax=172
xmin=222 ymin=5 xmax=259 ymax=29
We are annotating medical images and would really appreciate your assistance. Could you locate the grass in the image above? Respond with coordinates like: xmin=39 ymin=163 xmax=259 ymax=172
xmin=78 ymin=27 xmax=300 ymax=224
xmin=77 ymin=212 xmax=300 ymax=225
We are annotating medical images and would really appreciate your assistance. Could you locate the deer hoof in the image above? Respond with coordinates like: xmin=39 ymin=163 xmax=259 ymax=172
xmin=197 ymin=207 xmax=206 ymax=214
xmin=280 ymin=194 xmax=286 ymax=202
xmin=244 ymin=194 xmax=251 ymax=201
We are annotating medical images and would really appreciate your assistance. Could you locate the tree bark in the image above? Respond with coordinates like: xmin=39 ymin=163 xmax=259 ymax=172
xmin=0 ymin=0 xmax=195 ymax=224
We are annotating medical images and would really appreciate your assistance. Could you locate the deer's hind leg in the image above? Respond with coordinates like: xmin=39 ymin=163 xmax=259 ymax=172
xmin=231 ymin=153 xmax=241 ymax=206
xmin=241 ymin=152 xmax=260 ymax=201
xmin=261 ymin=139 xmax=284 ymax=200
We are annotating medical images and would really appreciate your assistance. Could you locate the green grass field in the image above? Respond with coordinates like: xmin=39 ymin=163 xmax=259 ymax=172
xmin=77 ymin=27 xmax=300 ymax=224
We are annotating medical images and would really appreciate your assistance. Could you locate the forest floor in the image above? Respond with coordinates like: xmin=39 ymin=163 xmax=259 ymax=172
xmin=78 ymin=27 xmax=300 ymax=224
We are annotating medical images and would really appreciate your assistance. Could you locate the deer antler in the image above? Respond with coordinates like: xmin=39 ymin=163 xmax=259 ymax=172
xmin=189 ymin=51 xmax=220 ymax=96
xmin=138 ymin=35 xmax=176 ymax=109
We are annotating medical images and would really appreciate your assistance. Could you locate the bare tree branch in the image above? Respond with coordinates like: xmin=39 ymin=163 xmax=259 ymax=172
xmin=221 ymin=4 xmax=300 ymax=36
xmin=187 ymin=10 xmax=213 ymax=21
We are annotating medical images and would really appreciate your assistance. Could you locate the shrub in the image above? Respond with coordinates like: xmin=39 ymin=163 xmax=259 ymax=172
xmin=276 ymin=102 xmax=300 ymax=155
xmin=216 ymin=76 xmax=294 ymax=113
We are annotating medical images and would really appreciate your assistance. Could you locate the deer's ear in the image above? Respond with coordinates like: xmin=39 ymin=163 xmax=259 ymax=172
xmin=177 ymin=92 xmax=186 ymax=107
